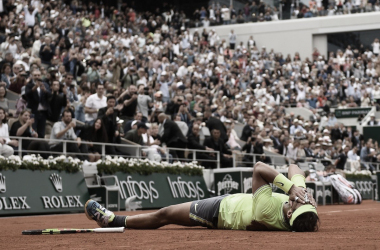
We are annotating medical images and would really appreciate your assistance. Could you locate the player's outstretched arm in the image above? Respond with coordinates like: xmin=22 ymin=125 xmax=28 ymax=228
xmin=251 ymin=162 xmax=306 ymax=203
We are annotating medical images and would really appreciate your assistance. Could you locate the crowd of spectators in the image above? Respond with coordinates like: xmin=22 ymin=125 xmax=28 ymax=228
xmin=192 ymin=0 xmax=380 ymax=28
xmin=0 ymin=0 xmax=379 ymax=173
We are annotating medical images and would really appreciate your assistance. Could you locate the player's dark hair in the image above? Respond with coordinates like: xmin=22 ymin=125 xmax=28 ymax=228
xmin=292 ymin=212 xmax=320 ymax=232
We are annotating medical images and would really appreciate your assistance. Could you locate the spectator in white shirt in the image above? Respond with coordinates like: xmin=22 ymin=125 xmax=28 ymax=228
xmin=176 ymin=62 xmax=188 ymax=78
xmin=31 ymin=32 xmax=41 ymax=58
xmin=202 ymin=17 xmax=210 ymax=27
xmin=372 ymin=38 xmax=380 ymax=56
xmin=295 ymin=83 xmax=306 ymax=101
xmin=289 ymin=119 xmax=306 ymax=135
xmin=229 ymin=29 xmax=236 ymax=50
xmin=137 ymin=33 xmax=146 ymax=48
xmin=5 ymin=36 xmax=18 ymax=57
xmin=84 ymin=83 xmax=107 ymax=124
xmin=221 ymin=5 xmax=231 ymax=24
xmin=283 ymin=138 xmax=299 ymax=163
xmin=347 ymin=146 xmax=359 ymax=160
xmin=50 ymin=110 xmax=88 ymax=161
xmin=0 ymin=107 xmax=16 ymax=157
xmin=24 ymin=5 xmax=39 ymax=27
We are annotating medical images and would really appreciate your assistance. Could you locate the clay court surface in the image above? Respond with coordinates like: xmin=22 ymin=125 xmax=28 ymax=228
xmin=1 ymin=200 xmax=380 ymax=250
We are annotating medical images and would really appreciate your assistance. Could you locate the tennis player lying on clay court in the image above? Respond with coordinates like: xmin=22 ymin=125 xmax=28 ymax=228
xmin=85 ymin=162 xmax=320 ymax=232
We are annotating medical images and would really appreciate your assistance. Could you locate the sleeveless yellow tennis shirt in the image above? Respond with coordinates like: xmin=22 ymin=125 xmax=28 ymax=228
xmin=217 ymin=175 xmax=305 ymax=231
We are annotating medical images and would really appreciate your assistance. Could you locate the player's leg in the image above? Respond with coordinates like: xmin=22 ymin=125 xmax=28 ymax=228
xmin=85 ymin=199 xmax=193 ymax=229
xmin=125 ymin=202 xmax=194 ymax=229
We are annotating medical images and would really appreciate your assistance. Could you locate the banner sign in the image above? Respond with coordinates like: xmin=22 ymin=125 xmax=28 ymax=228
xmin=345 ymin=175 xmax=373 ymax=200
xmin=99 ymin=173 xmax=209 ymax=210
xmin=0 ymin=170 xmax=89 ymax=216
xmin=214 ymin=168 xmax=253 ymax=195
xmin=335 ymin=108 xmax=371 ymax=118
xmin=214 ymin=168 xmax=288 ymax=196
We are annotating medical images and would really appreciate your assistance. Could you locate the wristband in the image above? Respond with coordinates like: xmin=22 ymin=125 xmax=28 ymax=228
xmin=273 ymin=174 xmax=294 ymax=194
xmin=290 ymin=174 xmax=306 ymax=188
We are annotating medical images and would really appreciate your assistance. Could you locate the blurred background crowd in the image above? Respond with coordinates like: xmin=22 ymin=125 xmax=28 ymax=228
xmin=0 ymin=0 xmax=379 ymax=173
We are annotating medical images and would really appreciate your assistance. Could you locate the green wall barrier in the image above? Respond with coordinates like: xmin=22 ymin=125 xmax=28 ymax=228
xmin=345 ymin=174 xmax=373 ymax=200
xmin=0 ymin=170 xmax=89 ymax=216
xmin=363 ymin=126 xmax=380 ymax=145
xmin=109 ymin=173 xmax=209 ymax=210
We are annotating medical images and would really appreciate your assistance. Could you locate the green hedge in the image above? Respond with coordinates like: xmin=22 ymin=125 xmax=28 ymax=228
xmin=97 ymin=163 xmax=203 ymax=176
xmin=345 ymin=173 xmax=373 ymax=180
xmin=97 ymin=157 xmax=204 ymax=176
xmin=0 ymin=155 xmax=82 ymax=173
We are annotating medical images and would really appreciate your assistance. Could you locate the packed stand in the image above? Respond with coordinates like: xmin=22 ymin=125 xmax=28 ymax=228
xmin=192 ymin=0 xmax=380 ymax=28
xmin=0 ymin=1 xmax=378 ymax=174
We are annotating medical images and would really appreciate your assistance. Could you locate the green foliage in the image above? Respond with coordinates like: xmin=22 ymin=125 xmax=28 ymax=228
xmin=345 ymin=173 xmax=373 ymax=180
xmin=97 ymin=162 xmax=203 ymax=176
xmin=0 ymin=155 xmax=81 ymax=173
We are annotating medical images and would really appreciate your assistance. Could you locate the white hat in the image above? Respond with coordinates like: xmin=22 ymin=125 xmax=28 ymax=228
xmin=51 ymin=10 xmax=59 ymax=18
xmin=116 ymin=117 xmax=124 ymax=124
xmin=161 ymin=71 xmax=167 ymax=76
xmin=263 ymin=138 xmax=273 ymax=143
xmin=131 ymin=120 xmax=138 ymax=127
xmin=323 ymin=129 xmax=329 ymax=133
xmin=294 ymin=119 xmax=299 ymax=123
xmin=21 ymin=53 xmax=30 ymax=59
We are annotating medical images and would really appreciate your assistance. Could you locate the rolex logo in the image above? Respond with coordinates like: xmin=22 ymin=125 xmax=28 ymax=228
xmin=50 ymin=173 xmax=62 ymax=193
xmin=0 ymin=173 xmax=5 ymax=193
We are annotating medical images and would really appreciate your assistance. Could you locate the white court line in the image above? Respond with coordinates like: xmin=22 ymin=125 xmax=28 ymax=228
xmin=319 ymin=208 xmax=378 ymax=214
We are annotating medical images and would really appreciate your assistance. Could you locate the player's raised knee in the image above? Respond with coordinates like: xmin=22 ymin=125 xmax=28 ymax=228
xmin=254 ymin=161 xmax=268 ymax=171
xmin=254 ymin=161 xmax=264 ymax=168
